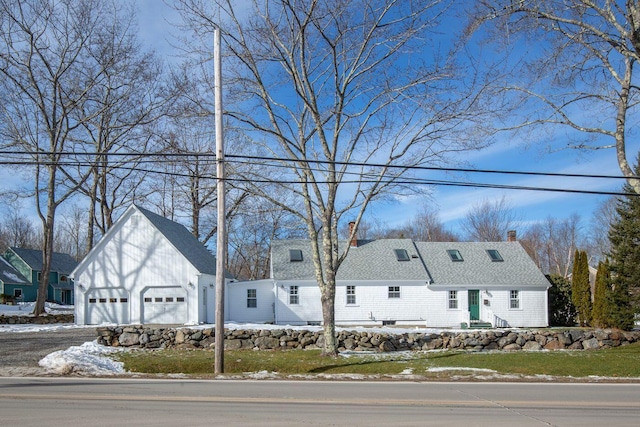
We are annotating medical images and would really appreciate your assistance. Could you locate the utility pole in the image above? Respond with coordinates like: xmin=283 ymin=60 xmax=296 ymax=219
xmin=214 ymin=26 xmax=226 ymax=375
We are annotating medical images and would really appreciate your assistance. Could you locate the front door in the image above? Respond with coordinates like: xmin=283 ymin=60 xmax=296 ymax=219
xmin=468 ymin=290 xmax=480 ymax=322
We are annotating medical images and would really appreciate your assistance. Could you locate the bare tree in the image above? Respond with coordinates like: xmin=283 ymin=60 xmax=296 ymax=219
xmin=521 ymin=214 xmax=586 ymax=277
xmin=406 ymin=205 xmax=459 ymax=242
xmin=54 ymin=205 xmax=88 ymax=261
xmin=474 ymin=0 xmax=640 ymax=193
xmin=75 ymin=1 xmax=170 ymax=249
xmin=176 ymin=0 xmax=494 ymax=355
xmin=0 ymin=0 xmax=121 ymax=315
xmin=590 ymin=196 xmax=618 ymax=261
xmin=461 ymin=196 xmax=519 ymax=241
xmin=228 ymin=195 xmax=305 ymax=280
xmin=0 ymin=206 xmax=39 ymax=251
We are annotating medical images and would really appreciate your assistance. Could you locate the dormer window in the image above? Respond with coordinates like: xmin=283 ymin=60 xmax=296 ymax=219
xmin=289 ymin=249 xmax=303 ymax=262
xmin=447 ymin=249 xmax=463 ymax=262
xmin=394 ymin=249 xmax=410 ymax=261
xmin=486 ymin=249 xmax=503 ymax=262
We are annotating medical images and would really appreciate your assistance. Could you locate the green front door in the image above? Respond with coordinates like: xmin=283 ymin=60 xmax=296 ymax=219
xmin=468 ymin=290 xmax=480 ymax=322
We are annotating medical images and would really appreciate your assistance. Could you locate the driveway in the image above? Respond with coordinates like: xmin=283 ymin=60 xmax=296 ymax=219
xmin=0 ymin=327 xmax=97 ymax=376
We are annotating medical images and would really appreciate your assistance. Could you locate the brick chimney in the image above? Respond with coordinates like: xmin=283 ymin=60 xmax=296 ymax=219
xmin=507 ymin=230 xmax=517 ymax=242
xmin=348 ymin=221 xmax=358 ymax=247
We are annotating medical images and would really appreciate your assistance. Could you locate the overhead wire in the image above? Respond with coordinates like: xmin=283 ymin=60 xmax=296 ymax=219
xmin=0 ymin=150 xmax=638 ymax=197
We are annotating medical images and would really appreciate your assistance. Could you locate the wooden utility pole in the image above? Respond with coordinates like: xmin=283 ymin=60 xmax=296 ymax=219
xmin=214 ymin=26 xmax=226 ymax=374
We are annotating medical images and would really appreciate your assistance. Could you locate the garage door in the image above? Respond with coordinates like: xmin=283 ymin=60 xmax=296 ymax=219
xmin=86 ymin=288 xmax=130 ymax=325
xmin=141 ymin=287 xmax=188 ymax=324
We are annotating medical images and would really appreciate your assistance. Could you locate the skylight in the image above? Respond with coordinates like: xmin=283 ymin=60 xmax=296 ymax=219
xmin=394 ymin=249 xmax=410 ymax=261
xmin=486 ymin=249 xmax=503 ymax=262
xmin=447 ymin=249 xmax=463 ymax=262
xmin=289 ymin=249 xmax=303 ymax=262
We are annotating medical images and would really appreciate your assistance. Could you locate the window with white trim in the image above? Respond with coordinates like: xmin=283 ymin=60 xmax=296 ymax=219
xmin=388 ymin=285 xmax=400 ymax=298
xmin=346 ymin=285 xmax=356 ymax=305
xmin=510 ymin=290 xmax=520 ymax=309
xmin=448 ymin=290 xmax=458 ymax=309
xmin=289 ymin=286 xmax=299 ymax=305
xmin=247 ymin=289 xmax=257 ymax=308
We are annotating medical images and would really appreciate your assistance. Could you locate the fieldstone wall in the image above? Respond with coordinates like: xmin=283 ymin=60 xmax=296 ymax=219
xmin=97 ymin=326 xmax=640 ymax=352
xmin=0 ymin=313 xmax=74 ymax=324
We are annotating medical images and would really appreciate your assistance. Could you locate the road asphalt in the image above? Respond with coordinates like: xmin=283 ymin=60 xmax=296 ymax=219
xmin=0 ymin=327 xmax=97 ymax=376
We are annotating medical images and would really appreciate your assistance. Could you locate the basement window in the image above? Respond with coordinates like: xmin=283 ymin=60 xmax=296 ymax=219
xmin=447 ymin=249 xmax=463 ymax=262
xmin=486 ymin=249 xmax=504 ymax=262
xmin=394 ymin=249 xmax=410 ymax=261
xmin=289 ymin=249 xmax=303 ymax=262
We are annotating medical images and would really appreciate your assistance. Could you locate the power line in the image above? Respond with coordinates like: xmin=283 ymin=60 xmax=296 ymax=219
xmin=1 ymin=151 xmax=638 ymax=197
xmin=0 ymin=149 xmax=637 ymax=180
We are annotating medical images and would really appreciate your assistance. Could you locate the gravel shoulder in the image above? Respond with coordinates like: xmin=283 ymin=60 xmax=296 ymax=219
xmin=0 ymin=328 xmax=97 ymax=376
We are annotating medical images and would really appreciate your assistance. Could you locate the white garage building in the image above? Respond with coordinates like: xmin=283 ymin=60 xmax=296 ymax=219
xmin=72 ymin=205 xmax=232 ymax=325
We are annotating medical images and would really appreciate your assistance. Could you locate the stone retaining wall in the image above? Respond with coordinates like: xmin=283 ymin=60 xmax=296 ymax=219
xmin=0 ymin=314 xmax=74 ymax=324
xmin=97 ymin=326 xmax=640 ymax=352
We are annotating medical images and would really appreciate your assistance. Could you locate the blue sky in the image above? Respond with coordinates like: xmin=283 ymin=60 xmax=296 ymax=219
xmin=2 ymin=1 xmax=631 ymax=238
xmin=135 ymin=1 xmax=638 ymax=235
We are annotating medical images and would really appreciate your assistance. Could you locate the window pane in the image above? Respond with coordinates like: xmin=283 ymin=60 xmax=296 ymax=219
xmin=388 ymin=286 xmax=400 ymax=298
xmin=289 ymin=286 xmax=299 ymax=304
xmin=448 ymin=290 xmax=458 ymax=309
xmin=487 ymin=249 xmax=504 ymax=262
xmin=346 ymin=286 xmax=356 ymax=304
xmin=289 ymin=249 xmax=303 ymax=262
xmin=394 ymin=249 xmax=410 ymax=261
xmin=447 ymin=250 xmax=463 ymax=262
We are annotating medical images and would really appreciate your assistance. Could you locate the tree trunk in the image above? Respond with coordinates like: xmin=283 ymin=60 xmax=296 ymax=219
xmin=320 ymin=283 xmax=338 ymax=357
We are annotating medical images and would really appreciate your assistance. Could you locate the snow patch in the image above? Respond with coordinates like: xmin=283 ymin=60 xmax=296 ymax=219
xmin=39 ymin=341 xmax=127 ymax=376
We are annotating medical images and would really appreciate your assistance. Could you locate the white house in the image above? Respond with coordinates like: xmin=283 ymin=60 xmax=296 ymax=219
xmin=270 ymin=237 xmax=550 ymax=328
xmin=72 ymin=205 xmax=233 ymax=325
xmin=74 ymin=206 xmax=549 ymax=328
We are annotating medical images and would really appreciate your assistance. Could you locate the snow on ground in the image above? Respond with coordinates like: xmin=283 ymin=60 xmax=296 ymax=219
xmin=0 ymin=301 xmax=73 ymax=316
xmin=39 ymin=341 xmax=127 ymax=376
xmin=2 ymin=305 xmax=638 ymax=381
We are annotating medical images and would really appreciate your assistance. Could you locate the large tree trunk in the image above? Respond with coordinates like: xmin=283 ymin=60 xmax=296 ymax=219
xmin=320 ymin=281 xmax=338 ymax=357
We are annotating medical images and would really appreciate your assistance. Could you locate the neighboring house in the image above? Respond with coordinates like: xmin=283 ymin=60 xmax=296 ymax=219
xmin=0 ymin=256 xmax=31 ymax=302
xmin=270 ymin=237 xmax=550 ymax=328
xmin=72 ymin=205 xmax=234 ymax=325
xmin=1 ymin=247 xmax=77 ymax=304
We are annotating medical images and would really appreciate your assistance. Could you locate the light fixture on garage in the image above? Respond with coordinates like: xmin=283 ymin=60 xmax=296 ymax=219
xmin=188 ymin=282 xmax=195 ymax=289
xmin=209 ymin=283 xmax=214 ymax=288
xmin=77 ymin=283 xmax=85 ymax=291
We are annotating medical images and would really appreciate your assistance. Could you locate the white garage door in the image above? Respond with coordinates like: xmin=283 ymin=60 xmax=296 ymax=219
xmin=141 ymin=287 xmax=188 ymax=324
xmin=86 ymin=288 xmax=130 ymax=325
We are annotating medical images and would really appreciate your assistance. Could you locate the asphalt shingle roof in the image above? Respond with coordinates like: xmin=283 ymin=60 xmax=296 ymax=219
xmin=414 ymin=241 xmax=549 ymax=287
xmin=135 ymin=205 xmax=233 ymax=279
xmin=272 ymin=239 xmax=549 ymax=288
xmin=9 ymin=247 xmax=78 ymax=274
xmin=272 ymin=239 xmax=430 ymax=281
xmin=0 ymin=256 xmax=30 ymax=285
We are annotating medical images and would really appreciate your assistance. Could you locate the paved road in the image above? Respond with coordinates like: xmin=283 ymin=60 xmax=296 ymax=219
xmin=0 ymin=378 xmax=638 ymax=426
xmin=0 ymin=327 xmax=97 ymax=376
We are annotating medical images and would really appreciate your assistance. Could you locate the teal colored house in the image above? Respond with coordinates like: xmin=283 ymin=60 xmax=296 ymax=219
xmin=0 ymin=256 xmax=31 ymax=303
xmin=1 ymin=247 xmax=78 ymax=304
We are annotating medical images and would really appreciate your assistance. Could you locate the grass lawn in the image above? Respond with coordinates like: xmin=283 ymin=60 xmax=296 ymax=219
xmin=113 ymin=341 xmax=640 ymax=380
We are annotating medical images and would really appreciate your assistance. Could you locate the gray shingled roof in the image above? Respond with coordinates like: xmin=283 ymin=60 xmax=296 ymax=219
xmin=0 ymin=256 xmax=30 ymax=285
xmin=9 ymin=247 xmax=78 ymax=274
xmin=135 ymin=205 xmax=233 ymax=279
xmin=272 ymin=239 xmax=549 ymax=288
xmin=271 ymin=239 xmax=430 ymax=281
xmin=414 ymin=241 xmax=549 ymax=287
